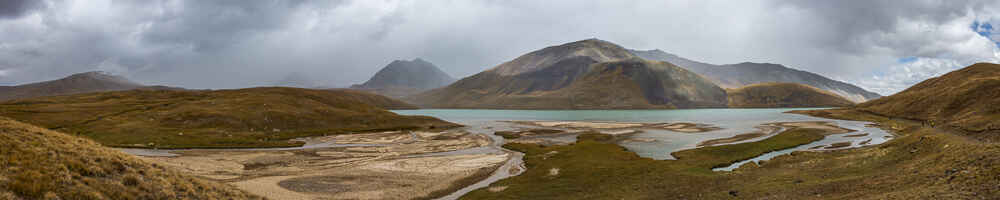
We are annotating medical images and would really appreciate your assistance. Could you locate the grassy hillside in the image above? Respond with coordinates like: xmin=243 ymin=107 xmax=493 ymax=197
xmin=0 ymin=87 xmax=457 ymax=148
xmin=0 ymin=117 xmax=259 ymax=199
xmin=727 ymin=82 xmax=855 ymax=108
xmin=462 ymin=110 xmax=1000 ymax=199
xmin=857 ymin=63 xmax=1000 ymax=141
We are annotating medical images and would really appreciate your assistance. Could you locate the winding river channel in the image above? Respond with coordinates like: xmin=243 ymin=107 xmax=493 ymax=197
xmin=393 ymin=108 xmax=894 ymax=199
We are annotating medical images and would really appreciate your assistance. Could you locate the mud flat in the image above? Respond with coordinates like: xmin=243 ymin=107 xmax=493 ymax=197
xmin=507 ymin=120 xmax=721 ymax=133
xmin=766 ymin=121 xmax=854 ymax=135
xmin=844 ymin=133 xmax=870 ymax=137
xmin=647 ymin=122 xmax=723 ymax=133
xmin=130 ymin=130 xmax=506 ymax=200
xmin=506 ymin=121 xmax=644 ymax=129
xmin=697 ymin=125 xmax=782 ymax=147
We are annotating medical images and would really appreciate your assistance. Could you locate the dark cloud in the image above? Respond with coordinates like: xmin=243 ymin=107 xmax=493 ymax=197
xmin=0 ymin=0 xmax=42 ymax=19
xmin=140 ymin=0 xmax=310 ymax=52
xmin=0 ymin=0 xmax=997 ymax=95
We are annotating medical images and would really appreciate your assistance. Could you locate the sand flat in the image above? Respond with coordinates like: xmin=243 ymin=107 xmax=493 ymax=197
xmin=133 ymin=130 xmax=503 ymax=200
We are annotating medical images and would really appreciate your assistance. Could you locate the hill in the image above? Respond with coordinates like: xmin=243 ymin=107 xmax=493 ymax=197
xmin=0 ymin=87 xmax=457 ymax=148
xmin=0 ymin=117 xmax=258 ymax=199
xmin=0 ymin=71 xmax=148 ymax=101
xmin=350 ymin=58 xmax=456 ymax=98
xmin=406 ymin=39 xmax=727 ymax=109
xmin=727 ymin=82 xmax=855 ymax=108
xmin=324 ymin=88 xmax=420 ymax=109
xmin=856 ymin=62 xmax=1000 ymax=141
xmin=630 ymin=49 xmax=881 ymax=102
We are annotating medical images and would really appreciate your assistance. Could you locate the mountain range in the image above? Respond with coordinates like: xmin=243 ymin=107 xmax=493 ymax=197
xmin=406 ymin=39 xmax=874 ymax=109
xmin=406 ymin=39 xmax=728 ymax=109
xmin=629 ymin=49 xmax=882 ymax=102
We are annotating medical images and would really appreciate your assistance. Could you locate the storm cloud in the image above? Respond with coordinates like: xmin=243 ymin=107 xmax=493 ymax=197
xmin=0 ymin=0 xmax=998 ymax=95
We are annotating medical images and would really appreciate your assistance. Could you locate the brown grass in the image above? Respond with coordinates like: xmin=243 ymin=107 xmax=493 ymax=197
xmin=856 ymin=62 xmax=1000 ymax=141
xmin=0 ymin=117 xmax=260 ymax=199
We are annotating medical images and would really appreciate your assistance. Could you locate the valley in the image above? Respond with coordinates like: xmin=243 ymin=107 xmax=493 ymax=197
xmin=4 ymin=2 xmax=998 ymax=199
xmin=0 ymin=40 xmax=995 ymax=200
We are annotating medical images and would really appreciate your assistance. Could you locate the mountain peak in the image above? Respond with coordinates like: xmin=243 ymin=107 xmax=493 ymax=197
xmin=490 ymin=39 xmax=636 ymax=76
xmin=63 ymin=71 xmax=139 ymax=85
xmin=353 ymin=58 xmax=456 ymax=93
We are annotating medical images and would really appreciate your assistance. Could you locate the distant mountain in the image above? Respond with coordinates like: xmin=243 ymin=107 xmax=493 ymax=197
xmin=0 ymin=71 xmax=145 ymax=101
xmin=407 ymin=39 xmax=728 ymax=109
xmin=629 ymin=49 xmax=882 ymax=102
xmin=350 ymin=58 xmax=456 ymax=98
xmin=856 ymin=63 xmax=1000 ymax=141
xmin=726 ymin=82 xmax=855 ymax=108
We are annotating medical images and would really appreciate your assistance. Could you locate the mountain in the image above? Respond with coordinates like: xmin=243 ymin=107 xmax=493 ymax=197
xmin=0 ymin=117 xmax=259 ymax=199
xmin=726 ymin=82 xmax=855 ymax=108
xmin=407 ymin=39 xmax=728 ymax=109
xmin=856 ymin=63 xmax=1000 ymax=141
xmin=0 ymin=87 xmax=457 ymax=148
xmin=0 ymin=71 xmax=146 ymax=101
xmin=629 ymin=49 xmax=882 ymax=102
xmin=350 ymin=58 xmax=456 ymax=98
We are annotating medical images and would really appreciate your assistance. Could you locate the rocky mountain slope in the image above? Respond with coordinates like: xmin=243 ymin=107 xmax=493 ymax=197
xmin=0 ymin=87 xmax=456 ymax=148
xmin=407 ymin=39 xmax=728 ymax=109
xmin=0 ymin=117 xmax=259 ymax=199
xmin=351 ymin=58 xmax=456 ymax=98
xmin=856 ymin=62 xmax=1000 ymax=141
xmin=726 ymin=82 xmax=855 ymax=108
xmin=630 ymin=49 xmax=881 ymax=102
xmin=0 ymin=71 xmax=146 ymax=101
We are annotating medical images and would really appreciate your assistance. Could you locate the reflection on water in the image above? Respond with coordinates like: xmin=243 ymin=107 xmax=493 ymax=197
xmin=393 ymin=108 xmax=893 ymax=170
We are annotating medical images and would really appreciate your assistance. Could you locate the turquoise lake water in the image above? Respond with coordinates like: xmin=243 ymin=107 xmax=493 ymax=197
xmin=392 ymin=108 xmax=892 ymax=170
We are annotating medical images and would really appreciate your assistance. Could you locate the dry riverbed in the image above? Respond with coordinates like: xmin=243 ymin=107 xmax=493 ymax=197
xmin=130 ymin=130 xmax=506 ymax=200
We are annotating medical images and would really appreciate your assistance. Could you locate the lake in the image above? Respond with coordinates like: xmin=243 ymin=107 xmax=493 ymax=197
xmin=393 ymin=108 xmax=892 ymax=171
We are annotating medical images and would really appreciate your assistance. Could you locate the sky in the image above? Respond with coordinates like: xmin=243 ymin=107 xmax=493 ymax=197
xmin=1 ymin=0 xmax=998 ymax=95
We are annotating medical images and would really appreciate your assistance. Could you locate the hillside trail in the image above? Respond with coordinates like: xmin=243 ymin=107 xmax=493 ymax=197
xmin=882 ymin=114 xmax=987 ymax=145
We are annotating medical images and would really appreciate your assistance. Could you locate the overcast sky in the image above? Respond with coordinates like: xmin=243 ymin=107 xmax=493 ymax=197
xmin=1 ymin=0 xmax=998 ymax=95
